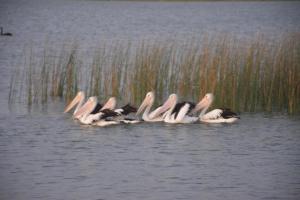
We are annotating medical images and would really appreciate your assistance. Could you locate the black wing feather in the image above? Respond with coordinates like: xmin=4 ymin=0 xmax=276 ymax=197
xmin=100 ymin=109 xmax=120 ymax=119
xmin=220 ymin=108 xmax=239 ymax=119
xmin=90 ymin=103 xmax=103 ymax=114
xmin=172 ymin=102 xmax=196 ymax=119
xmin=121 ymin=104 xmax=137 ymax=115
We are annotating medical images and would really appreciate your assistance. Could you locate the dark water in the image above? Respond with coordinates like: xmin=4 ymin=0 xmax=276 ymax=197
xmin=1 ymin=0 xmax=300 ymax=199
xmin=1 ymin=108 xmax=300 ymax=200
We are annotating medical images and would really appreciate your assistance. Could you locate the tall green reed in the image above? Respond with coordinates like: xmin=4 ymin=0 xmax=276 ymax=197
xmin=9 ymin=33 xmax=300 ymax=114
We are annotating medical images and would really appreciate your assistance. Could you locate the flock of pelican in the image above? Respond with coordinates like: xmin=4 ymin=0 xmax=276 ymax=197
xmin=64 ymin=91 xmax=240 ymax=127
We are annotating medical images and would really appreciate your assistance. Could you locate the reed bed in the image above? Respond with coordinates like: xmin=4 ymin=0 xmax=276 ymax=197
xmin=9 ymin=33 xmax=300 ymax=114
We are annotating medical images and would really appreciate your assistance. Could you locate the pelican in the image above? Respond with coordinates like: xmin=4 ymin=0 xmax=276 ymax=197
xmin=91 ymin=108 xmax=120 ymax=127
xmin=92 ymin=104 xmax=139 ymax=127
xmin=193 ymin=93 xmax=240 ymax=123
xmin=159 ymin=94 xmax=198 ymax=124
xmin=73 ymin=96 xmax=97 ymax=122
xmin=64 ymin=91 xmax=115 ymax=118
xmin=78 ymin=101 xmax=138 ymax=127
xmin=136 ymin=91 xmax=171 ymax=122
xmin=0 ymin=27 xmax=12 ymax=36
xmin=103 ymin=104 xmax=139 ymax=124
xmin=64 ymin=91 xmax=86 ymax=119
xmin=75 ymin=97 xmax=117 ymax=125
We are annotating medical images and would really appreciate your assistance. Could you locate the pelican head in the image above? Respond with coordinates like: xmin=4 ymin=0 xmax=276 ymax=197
xmin=64 ymin=91 xmax=85 ymax=113
xmin=101 ymin=97 xmax=116 ymax=111
xmin=74 ymin=96 xmax=97 ymax=119
xmin=193 ymin=93 xmax=214 ymax=113
xmin=136 ymin=91 xmax=155 ymax=115
xmin=159 ymin=93 xmax=177 ymax=114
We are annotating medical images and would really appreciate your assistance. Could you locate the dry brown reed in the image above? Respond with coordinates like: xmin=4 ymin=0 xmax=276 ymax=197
xmin=9 ymin=33 xmax=300 ymax=114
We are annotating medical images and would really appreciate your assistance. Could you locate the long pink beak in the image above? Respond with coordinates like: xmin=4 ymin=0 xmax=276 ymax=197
xmin=157 ymin=94 xmax=177 ymax=114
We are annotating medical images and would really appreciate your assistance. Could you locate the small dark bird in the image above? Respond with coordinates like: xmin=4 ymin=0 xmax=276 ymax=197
xmin=0 ymin=27 xmax=13 ymax=36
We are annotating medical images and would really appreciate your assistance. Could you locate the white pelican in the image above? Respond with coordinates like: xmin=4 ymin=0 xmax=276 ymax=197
xmin=93 ymin=104 xmax=139 ymax=126
xmin=136 ymin=91 xmax=171 ymax=122
xmin=75 ymin=97 xmax=117 ymax=125
xmin=64 ymin=91 xmax=117 ymax=120
xmin=194 ymin=93 xmax=240 ymax=123
xmin=93 ymin=104 xmax=139 ymax=127
xmin=73 ymin=96 xmax=97 ymax=122
xmin=64 ymin=91 xmax=86 ymax=119
xmin=111 ymin=104 xmax=140 ymax=124
xmin=159 ymin=94 xmax=199 ymax=124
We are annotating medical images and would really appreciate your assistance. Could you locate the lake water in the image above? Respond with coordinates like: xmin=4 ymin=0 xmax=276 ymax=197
xmin=0 ymin=0 xmax=300 ymax=199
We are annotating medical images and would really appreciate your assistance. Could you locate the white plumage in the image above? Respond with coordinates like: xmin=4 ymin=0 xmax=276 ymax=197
xmin=65 ymin=91 xmax=239 ymax=127
xmin=162 ymin=94 xmax=198 ymax=124
xmin=136 ymin=91 xmax=171 ymax=122
xmin=194 ymin=93 xmax=240 ymax=123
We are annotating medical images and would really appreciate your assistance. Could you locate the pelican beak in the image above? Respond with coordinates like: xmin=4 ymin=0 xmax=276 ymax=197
xmin=191 ymin=97 xmax=208 ymax=114
xmin=156 ymin=94 xmax=177 ymax=115
xmin=101 ymin=97 xmax=116 ymax=111
xmin=64 ymin=92 xmax=83 ymax=113
xmin=136 ymin=97 xmax=149 ymax=116
xmin=74 ymin=97 xmax=97 ymax=119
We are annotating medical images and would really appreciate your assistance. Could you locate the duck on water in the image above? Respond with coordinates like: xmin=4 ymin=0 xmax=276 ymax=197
xmin=0 ymin=27 xmax=12 ymax=36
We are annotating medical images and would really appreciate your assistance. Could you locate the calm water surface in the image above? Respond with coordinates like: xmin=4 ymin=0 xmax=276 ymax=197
xmin=0 ymin=0 xmax=300 ymax=199
xmin=1 ymin=107 xmax=300 ymax=200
